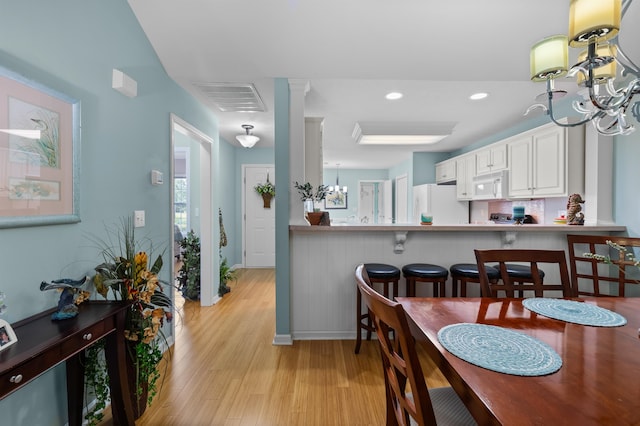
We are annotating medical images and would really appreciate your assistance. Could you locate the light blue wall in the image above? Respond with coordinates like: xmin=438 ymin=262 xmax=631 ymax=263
xmin=412 ymin=152 xmax=450 ymax=185
xmin=322 ymin=168 xmax=388 ymax=220
xmin=218 ymin=138 xmax=238 ymax=263
xmin=613 ymin=131 xmax=640 ymax=237
xmin=0 ymin=1 xmax=220 ymax=424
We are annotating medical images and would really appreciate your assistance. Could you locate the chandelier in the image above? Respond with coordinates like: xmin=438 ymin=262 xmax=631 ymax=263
xmin=330 ymin=164 xmax=347 ymax=194
xmin=526 ymin=0 xmax=639 ymax=136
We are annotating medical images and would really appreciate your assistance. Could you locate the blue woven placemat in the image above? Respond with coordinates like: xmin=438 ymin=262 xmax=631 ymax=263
xmin=437 ymin=323 xmax=562 ymax=376
xmin=523 ymin=298 xmax=627 ymax=327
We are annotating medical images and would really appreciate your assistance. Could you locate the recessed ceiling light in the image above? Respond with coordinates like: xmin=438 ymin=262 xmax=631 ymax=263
xmin=469 ymin=92 xmax=488 ymax=100
xmin=385 ymin=92 xmax=403 ymax=100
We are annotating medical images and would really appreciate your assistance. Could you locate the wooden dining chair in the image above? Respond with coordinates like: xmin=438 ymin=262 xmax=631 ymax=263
xmin=474 ymin=249 xmax=574 ymax=298
xmin=355 ymin=264 xmax=476 ymax=426
xmin=567 ymin=234 xmax=640 ymax=296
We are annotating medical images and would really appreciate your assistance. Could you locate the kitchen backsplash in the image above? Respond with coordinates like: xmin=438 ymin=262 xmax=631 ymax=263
xmin=470 ymin=197 xmax=571 ymax=224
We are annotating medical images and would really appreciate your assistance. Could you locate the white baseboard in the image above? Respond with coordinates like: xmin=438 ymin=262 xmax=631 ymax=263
xmin=272 ymin=334 xmax=293 ymax=345
xmin=292 ymin=331 xmax=356 ymax=340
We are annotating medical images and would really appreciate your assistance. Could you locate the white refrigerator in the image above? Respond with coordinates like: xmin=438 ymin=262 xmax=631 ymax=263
xmin=412 ymin=184 xmax=469 ymax=224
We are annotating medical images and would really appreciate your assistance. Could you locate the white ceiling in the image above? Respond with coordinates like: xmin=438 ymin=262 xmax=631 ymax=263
xmin=127 ymin=0 xmax=639 ymax=169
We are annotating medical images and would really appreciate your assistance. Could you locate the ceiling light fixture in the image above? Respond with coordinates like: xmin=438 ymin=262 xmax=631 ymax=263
xmin=352 ymin=122 xmax=456 ymax=145
xmin=235 ymin=124 xmax=259 ymax=148
xmin=525 ymin=0 xmax=639 ymax=136
xmin=330 ymin=163 xmax=347 ymax=194
xmin=385 ymin=92 xmax=403 ymax=100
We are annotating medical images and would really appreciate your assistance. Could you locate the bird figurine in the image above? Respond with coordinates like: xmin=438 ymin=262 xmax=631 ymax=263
xmin=566 ymin=193 xmax=585 ymax=225
xmin=40 ymin=277 xmax=88 ymax=320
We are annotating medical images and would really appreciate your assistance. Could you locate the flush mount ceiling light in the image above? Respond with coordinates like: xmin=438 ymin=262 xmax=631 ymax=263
xmin=352 ymin=122 xmax=456 ymax=145
xmin=525 ymin=0 xmax=639 ymax=136
xmin=236 ymin=124 xmax=259 ymax=148
xmin=385 ymin=92 xmax=403 ymax=100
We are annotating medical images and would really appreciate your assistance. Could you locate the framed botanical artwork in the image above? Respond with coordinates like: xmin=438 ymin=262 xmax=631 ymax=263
xmin=0 ymin=320 xmax=17 ymax=351
xmin=0 ymin=65 xmax=80 ymax=228
xmin=325 ymin=191 xmax=347 ymax=209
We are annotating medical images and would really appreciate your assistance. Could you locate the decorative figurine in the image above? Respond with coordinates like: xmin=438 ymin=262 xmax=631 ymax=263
xmin=566 ymin=193 xmax=585 ymax=225
xmin=40 ymin=277 xmax=89 ymax=320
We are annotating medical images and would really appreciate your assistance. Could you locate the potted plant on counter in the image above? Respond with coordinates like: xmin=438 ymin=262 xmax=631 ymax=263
xmin=294 ymin=181 xmax=329 ymax=225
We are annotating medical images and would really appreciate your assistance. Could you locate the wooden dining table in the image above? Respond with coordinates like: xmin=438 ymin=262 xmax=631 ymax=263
xmin=396 ymin=297 xmax=640 ymax=426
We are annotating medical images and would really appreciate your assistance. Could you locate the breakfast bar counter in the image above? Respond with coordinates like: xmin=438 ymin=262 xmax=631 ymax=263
xmin=288 ymin=222 xmax=626 ymax=341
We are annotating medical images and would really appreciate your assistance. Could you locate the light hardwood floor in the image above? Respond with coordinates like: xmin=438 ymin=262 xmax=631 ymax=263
xmin=101 ymin=268 xmax=449 ymax=425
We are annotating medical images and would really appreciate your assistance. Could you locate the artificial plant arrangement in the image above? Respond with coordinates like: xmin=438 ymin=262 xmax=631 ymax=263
xmin=84 ymin=217 xmax=175 ymax=423
xmin=254 ymin=180 xmax=275 ymax=196
xmin=255 ymin=175 xmax=275 ymax=208
xmin=177 ymin=230 xmax=201 ymax=300
xmin=294 ymin=181 xmax=329 ymax=210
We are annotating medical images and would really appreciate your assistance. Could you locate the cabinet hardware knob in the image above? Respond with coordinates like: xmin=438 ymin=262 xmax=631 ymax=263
xmin=83 ymin=333 xmax=92 ymax=340
xmin=10 ymin=374 xmax=23 ymax=383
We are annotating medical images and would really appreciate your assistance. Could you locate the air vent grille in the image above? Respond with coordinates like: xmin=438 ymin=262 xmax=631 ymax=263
xmin=192 ymin=82 xmax=266 ymax=112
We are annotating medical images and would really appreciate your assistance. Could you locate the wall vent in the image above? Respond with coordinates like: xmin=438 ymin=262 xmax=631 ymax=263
xmin=191 ymin=82 xmax=266 ymax=112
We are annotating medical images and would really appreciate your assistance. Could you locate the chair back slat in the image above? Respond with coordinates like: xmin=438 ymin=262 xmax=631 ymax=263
xmin=474 ymin=249 xmax=573 ymax=298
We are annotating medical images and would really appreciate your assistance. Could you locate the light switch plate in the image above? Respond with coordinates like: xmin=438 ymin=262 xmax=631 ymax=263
xmin=134 ymin=210 xmax=145 ymax=228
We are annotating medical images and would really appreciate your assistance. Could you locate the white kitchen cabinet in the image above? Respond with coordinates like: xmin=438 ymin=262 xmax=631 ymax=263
xmin=507 ymin=123 xmax=584 ymax=199
xmin=435 ymin=159 xmax=456 ymax=183
xmin=475 ymin=142 xmax=507 ymax=175
xmin=456 ymin=154 xmax=475 ymax=200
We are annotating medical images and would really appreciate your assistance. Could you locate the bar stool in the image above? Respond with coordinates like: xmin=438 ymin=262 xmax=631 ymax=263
xmin=402 ymin=263 xmax=448 ymax=297
xmin=450 ymin=263 xmax=500 ymax=297
xmin=504 ymin=264 xmax=545 ymax=297
xmin=355 ymin=263 xmax=401 ymax=354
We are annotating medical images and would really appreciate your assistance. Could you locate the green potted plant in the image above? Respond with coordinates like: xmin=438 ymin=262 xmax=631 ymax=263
xmin=255 ymin=180 xmax=276 ymax=208
xmin=294 ymin=181 xmax=329 ymax=225
xmin=85 ymin=218 xmax=175 ymax=422
xmin=177 ymin=230 xmax=201 ymax=300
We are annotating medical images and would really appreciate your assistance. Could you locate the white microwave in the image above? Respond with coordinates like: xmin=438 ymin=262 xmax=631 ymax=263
xmin=472 ymin=170 xmax=508 ymax=200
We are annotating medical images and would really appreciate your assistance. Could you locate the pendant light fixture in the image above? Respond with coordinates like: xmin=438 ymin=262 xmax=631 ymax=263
xmin=330 ymin=164 xmax=347 ymax=194
xmin=525 ymin=0 xmax=639 ymax=136
xmin=236 ymin=124 xmax=260 ymax=148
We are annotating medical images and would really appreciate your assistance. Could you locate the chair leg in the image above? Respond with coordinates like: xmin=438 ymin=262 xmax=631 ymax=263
xmin=355 ymin=287 xmax=363 ymax=354
xmin=452 ymin=277 xmax=459 ymax=297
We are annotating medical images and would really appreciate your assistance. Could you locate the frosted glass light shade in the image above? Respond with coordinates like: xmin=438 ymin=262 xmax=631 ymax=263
xmin=576 ymin=44 xmax=617 ymax=86
xmin=569 ymin=0 xmax=621 ymax=47
xmin=236 ymin=134 xmax=259 ymax=148
xmin=530 ymin=35 xmax=569 ymax=81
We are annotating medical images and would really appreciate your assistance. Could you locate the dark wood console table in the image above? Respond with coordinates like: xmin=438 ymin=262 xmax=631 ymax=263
xmin=0 ymin=301 xmax=135 ymax=425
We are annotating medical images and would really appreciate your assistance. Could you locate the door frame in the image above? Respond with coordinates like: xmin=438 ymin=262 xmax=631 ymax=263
xmin=170 ymin=114 xmax=218 ymax=307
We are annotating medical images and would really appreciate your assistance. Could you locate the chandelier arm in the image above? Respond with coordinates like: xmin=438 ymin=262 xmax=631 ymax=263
xmin=586 ymin=79 xmax=639 ymax=111
xmin=545 ymin=90 xmax=594 ymax=128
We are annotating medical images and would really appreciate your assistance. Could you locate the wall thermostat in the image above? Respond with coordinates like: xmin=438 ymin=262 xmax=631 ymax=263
xmin=151 ymin=170 xmax=163 ymax=185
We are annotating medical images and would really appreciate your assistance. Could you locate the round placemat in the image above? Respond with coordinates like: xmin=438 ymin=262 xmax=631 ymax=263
xmin=437 ymin=323 xmax=562 ymax=376
xmin=523 ymin=298 xmax=627 ymax=327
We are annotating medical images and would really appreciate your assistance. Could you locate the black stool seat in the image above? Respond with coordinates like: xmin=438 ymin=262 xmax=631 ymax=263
xmin=356 ymin=263 xmax=400 ymax=354
xmin=365 ymin=263 xmax=401 ymax=280
xmin=450 ymin=263 xmax=500 ymax=297
xmin=402 ymin=263 xmax=448 ymax=297
xmin=504 ymin=264 xmax=546 ymax=279
xmin=402 ymin=263 xmax=448 ymax=278
xmin=450 ymin=263 xmax=499 ymax=279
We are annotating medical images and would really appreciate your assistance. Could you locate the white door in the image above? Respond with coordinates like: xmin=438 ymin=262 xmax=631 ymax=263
xmin=395 ymin=174 xmax=408 ymax=223
xmin=244 ymin=165 xmax=275 ymax=267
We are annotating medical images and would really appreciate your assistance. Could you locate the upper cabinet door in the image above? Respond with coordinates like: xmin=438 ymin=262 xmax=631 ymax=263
xmin=532 ymin=127 xmax=565 ymax=197
xmin=476 ymin=143 xmax=507 ymax=176
xmin=508 ymin=136 xmax=533 ymax=197
xmin=435 ymin=159 xmax=456 ymax=183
